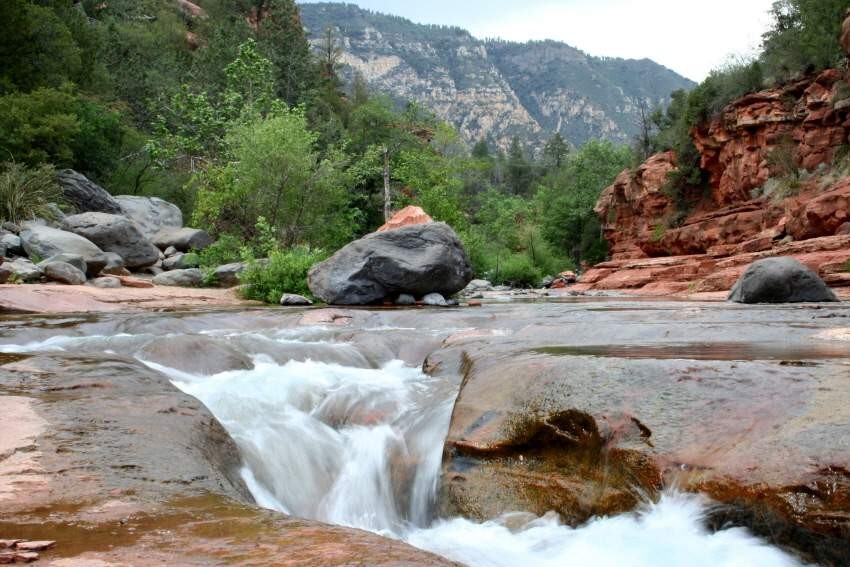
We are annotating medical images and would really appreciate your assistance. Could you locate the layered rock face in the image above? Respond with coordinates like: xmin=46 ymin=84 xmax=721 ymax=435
xmin=582 ymin=57 xmax=850 ymax=294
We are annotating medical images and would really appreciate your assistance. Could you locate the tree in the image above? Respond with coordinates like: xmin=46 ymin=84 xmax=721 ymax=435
xmin=193 ymin=107 xmax=352 ymax=248
xmin=472 ymin=140 xmax=491 ymax=160
xmin=543 ymin=133 xmax=570 ymax=170
xmin=0 ymin=0 xmax=82 ymax=94
xmin=505 ymin=137 xmax=533 ymax=196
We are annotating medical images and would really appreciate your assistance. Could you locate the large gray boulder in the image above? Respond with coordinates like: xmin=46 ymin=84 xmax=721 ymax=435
xmin=37 ymin=253 xmax=86 ymax=274
xmin=63 ymin=212 xmax=159 ymax=269
xmin=153 ymin=227 xmax=214 ymax=252
xmin=20 ymin=225 xmax=104 ymax=264
xmin=1 ymin=233 xmax=23 ymax=256
xmin=728 ymin=257 xmax=839 ymax=304
xmin=308 ymin=223 xmax=473 ymax=305
xmin=56 ymin=170 xmax=123 ymax=214
xmin=3 ymin=258 xmax=42 ymax=282
xmin=116 ymin=196 xmax=183 ymax=240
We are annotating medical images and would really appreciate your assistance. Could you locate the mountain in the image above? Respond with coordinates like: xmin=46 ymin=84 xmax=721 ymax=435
xmin=298 ymin=2 xmax=695 ymax=149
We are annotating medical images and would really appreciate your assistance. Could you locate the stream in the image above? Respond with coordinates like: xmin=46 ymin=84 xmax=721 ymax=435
xmin=1 ymin=301 xmax=827 ymax=566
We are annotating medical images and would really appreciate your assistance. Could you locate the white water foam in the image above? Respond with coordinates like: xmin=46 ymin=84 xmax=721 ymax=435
xmin=149 ymin=353 xmax=805 ymax=567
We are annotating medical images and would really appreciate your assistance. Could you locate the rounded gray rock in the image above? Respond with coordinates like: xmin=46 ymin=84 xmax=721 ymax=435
xmin=115 ymin=195 xmax=183 ymax=240
xmin=280 ymin=293 xmax=313 ymax=306
xmin=152 ymin=268 xmax=203 ymax=287
xmin=43 ymin=261 xmax=87 ymax=285
xmin=38 ymin=253 xmax=86 ymax=274
xmin=21 ymin=225 xmax=104 ymax=264
xmin=307 ymin=223 xmax=473 ymax=305
xmin=728 ymin=257 xmax=839 ymax=304
xmin=63 ymin=212 xmax=160 ymax=269
xmin=153 ymin=227 xmax=214 ymax=252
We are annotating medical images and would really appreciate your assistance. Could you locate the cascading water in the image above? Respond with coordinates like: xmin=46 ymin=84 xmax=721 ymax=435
xmin=2 ymin=321 xmax=807 ymax=567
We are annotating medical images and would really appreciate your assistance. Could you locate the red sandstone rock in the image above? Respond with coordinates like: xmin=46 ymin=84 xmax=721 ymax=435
xmin=116 ymin=276 xmax=154 ymax=289
xmin=13 ymin=542 xmax=54 ymax=552
xmin=377 ymin=206 xmax=434 ymax=232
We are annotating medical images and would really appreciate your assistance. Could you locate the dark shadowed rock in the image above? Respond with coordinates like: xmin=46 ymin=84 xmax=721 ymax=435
xmin=64 ymin=212 xmax=160 ymax=269
xmin=41 ymin=261 xmax=87 ymax=285
xmin=116 ymin=195 xmax=183 ymax=240
xmin=1 ymin=233 xmax=23 ymax=256
xmin=20 ymin=225 xmax=103 ymax=264
xmin=153 ymin=227 xmax=214 ymax=252
xmin=56 ymin=170 xmax=123 ymax=214
xmin=728 ymin=257 xmax=839 ymax=304
xmin=213 ymin=262 xmax=248 ymax=287
xmin=308 ymin=223 xmax=473 ymax=305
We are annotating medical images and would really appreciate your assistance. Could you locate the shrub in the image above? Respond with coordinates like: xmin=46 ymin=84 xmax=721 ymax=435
xmin=498 ymin=254 xmax=542 ymax=288
xmin=0 ymin=162 xmax=62 ymax=224
xmin=239 ymin=246 xmax=329 ymax=304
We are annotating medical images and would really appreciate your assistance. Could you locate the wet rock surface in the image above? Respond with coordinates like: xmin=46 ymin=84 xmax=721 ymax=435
xmin=0 ymin=320 xmax=455 ymax=566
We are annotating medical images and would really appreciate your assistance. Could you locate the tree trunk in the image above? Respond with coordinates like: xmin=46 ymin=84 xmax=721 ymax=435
xmin=383 ymin=145 xmax=391 ymax=222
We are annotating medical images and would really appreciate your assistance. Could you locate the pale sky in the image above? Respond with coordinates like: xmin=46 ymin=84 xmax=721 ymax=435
xmin=301 ymin=0 xmax=776 ymax=82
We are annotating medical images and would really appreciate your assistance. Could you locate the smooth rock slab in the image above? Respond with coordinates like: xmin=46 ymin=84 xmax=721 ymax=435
xmin=91 ymin=276 xmax=122 ymax=289
xmin=63 ymin=212 xmax=160 ymax=269
xmin=152 ymin=268 xmax=202 ymax=287
xmin=729 ymin=257 xmax=839 ymax=303
xmin=308 ymin=222 xmax=473 ymax=305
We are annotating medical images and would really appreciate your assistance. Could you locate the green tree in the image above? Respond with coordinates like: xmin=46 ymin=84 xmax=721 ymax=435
xmin=505 ymin=137 xmax=533 ymax=196
xmin=542 ymin=133 xmax=570 ymax=170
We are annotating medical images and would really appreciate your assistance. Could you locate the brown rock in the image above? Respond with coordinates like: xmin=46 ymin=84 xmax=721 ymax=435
xmin=12 ymin=542 xmax=53 ymax=552
xmin=377 ymin=206 xmax=434 ymax=232
xmin=116 ymin=276 xmax=154 ymax=289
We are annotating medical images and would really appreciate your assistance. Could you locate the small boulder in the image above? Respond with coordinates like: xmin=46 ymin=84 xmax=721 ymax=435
xmin=56 ymin=170 xmax=123 ymax=214
xmin=152 ymin=268 xmax=202 ymax=287
xmin=38 ymin=253 xmax=86 ymax=274
xmin=3 ymin=258 xmax=42 ymax=282
xmin=728 ymin=257 xmax=839 ymax=304
xmin=212 ymin=262 xmax=248 ymax=287
xmin=307 ymin=223 xmax=473 ymax=305
xmin=837 ymin=222 xmax=850 ymax=236
xmin=1 ymin=222 xmax=20 ymax=234
xmin=164 ymin=246 xmax=179 ymax=258
xmin=162 ymin=252 xmax=200 ymax=271
xmin=0 ymin=262 xmax=11 ymax=284
xmin=153 ymin=227 xmax=214 ymax=252
xmin=20 ymin=225 xmax=103 ymax=264
xmin=63 ymin=212 xmax=159 ymax=269
xmin=1 ymin=233 xmax=23 ymax=256
xmin=280 ymin=293 xmax=313 ymax=306
xmin=42 ymin=261 xmax=87 ymax=285
xmin=395 ymin=294 xmax=416 ymax=306
xmin=115 ymin=195 xmax=183 ymax=240
xmin=422 ymin=292 xmax=448 ymax=306
xmin=98 ymin=252 xmax=126 ymax=276
xmin=91 ymin=276 xmax=122 ymax=289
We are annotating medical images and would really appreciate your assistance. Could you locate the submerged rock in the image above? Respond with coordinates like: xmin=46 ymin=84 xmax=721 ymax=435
xmin=63 ymin=212 xmax=160 ymax=269
xmin=729 ymin=257 xmax=838 ymax=303
xmin=308 ymin=223 xmax=473 ymax=305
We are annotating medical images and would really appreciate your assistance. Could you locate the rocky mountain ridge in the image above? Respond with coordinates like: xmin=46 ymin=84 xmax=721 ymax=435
xmin=299 ymin=2 xmax=695 ymax=149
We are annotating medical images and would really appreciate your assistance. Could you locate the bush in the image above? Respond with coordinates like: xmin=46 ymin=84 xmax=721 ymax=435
xmin=239 ymin=246 xmax=329 ymax=304
xmin=498 ymin=254 xmax=542 ymax=288
xmin=0 ymin=162 xmax=62 ymax=224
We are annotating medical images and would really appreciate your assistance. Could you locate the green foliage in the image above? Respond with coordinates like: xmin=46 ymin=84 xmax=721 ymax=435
xmin=192 ymin=107 xmax=353 ymax=249
xmin=239 ymin=246 xmax=329 ymax=303
xmin=762 ymin=0 xmax=850 ymax=83
xmin=0 ymin=0 xmax=83 ymax=94
xmin=538 ymin=140 xmax=633 ymax=265
xmin=0 ymin=162 xmax=63 ymax=224
xmin=498 ymin=254 xmax=542 ymax=288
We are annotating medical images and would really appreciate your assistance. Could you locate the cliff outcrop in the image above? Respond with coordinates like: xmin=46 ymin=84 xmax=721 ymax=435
xmin=580 ymin=23 xmax=850 ymax=294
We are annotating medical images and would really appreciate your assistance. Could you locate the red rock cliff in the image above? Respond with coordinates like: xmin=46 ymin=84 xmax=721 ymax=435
xmin=580 ymin=16 xmax=850 ymax=295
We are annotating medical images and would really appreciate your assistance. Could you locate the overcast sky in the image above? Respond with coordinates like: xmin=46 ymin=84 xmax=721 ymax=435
xmin=301 ymin=0 xmax=776 ymax=82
